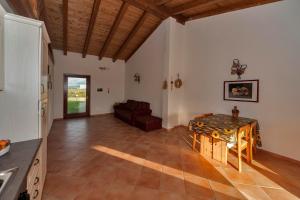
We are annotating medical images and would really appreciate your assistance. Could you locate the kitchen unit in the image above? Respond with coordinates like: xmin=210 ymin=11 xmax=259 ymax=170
xmin=0 ymin=140 xmax=42 ymax=200
xmin=0 ymin=5 xmax=4 ymax=91
xmin=0 ymin=5 xmax=51 ymax=199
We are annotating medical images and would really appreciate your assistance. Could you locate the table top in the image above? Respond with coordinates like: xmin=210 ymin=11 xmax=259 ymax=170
xmin=189 ymin=114 xmax=257 ymax=144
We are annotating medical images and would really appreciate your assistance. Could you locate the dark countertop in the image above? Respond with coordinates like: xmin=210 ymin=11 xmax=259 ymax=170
xmin=0 ymin=139 xmax=42 ymax=200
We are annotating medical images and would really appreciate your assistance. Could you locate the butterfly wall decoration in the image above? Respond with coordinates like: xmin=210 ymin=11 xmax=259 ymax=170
xmin=231 ymin=59 xmax=247 ymax=79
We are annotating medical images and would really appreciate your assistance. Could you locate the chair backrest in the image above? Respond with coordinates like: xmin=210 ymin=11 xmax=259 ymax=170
xmin=250 ymin=121 xmax=257 ymax=135
xmin=237 ymin=124 xmax=251 ymax=141
xmin=194 ymin=113 xmax=213 ymax=120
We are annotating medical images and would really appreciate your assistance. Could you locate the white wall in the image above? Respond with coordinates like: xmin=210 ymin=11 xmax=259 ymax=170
xmin=166 ymin=19 xmax=185 ymax=128
xmin=125 ymin=19 xmax=186 ymax=129
xmin=181 ymin=0 xmax=300 ymax=160
xmin=125 ymin=0 xmax=300 ymax=160
xmin=125 ymin=20 xmax=170 ymax=118
xmin=53 ymin=50 xmax=125 ymax=119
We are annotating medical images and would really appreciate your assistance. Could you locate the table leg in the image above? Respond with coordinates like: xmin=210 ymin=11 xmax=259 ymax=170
xmin=212 ymin=138 xmax=228 ymax=165
xmin=237 ymin=132 xmax=242 ymax=172
xmin=192 ymin=132 xmax=197 ymax=151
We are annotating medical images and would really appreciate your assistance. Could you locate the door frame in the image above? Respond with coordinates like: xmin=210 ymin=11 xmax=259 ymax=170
xmin=63 ymin=74 xmax=91 ymax=119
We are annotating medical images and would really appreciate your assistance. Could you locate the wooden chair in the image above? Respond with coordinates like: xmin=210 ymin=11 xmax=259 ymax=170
xmin=192 ymin=113 xmax=213 ymax=151
xmin=250 ymin=121 xmax=257 ymax=155
xmin=230 ymin=124 xmax=252 ymax=172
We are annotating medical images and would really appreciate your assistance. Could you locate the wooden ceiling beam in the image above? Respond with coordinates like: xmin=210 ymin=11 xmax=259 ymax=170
xmin=154 ymin=0 xmax=172 ymax=6
xmin=6 ymin=0 xmax=36 ymax=19
xmin=170 ymin=0 xmax=217 ymax=15
xmin=187 ymin=0 xmax=281 ymax=21
xmin=113 ymin=12 xmax=148 ymax=62
xmin=122 ymin=0 xmax=167 ymax=19
xmin=82 ymin=0 xmax=102 ymax=58
xmin=144 ymin=0 xmax=187 ymax=24
xmin=122 ymin=0 xmax=186 ymax=24
xmin=126 ymin=20 xmax=162 ymax=62
xmin=99 ymin=2 xmax=129 ymax=60
xmin=62 ymin=0 xmax=68 ymax=55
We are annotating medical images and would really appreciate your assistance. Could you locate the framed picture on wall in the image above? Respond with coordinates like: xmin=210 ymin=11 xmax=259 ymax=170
xmin=224 ymin=80 xmax=259 ymax=102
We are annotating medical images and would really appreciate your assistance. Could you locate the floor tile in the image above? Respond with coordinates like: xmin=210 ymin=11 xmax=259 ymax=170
xmin=235 ymin=184 xmax=271 ymax=200
xmin=43 ymin=115 xmax=300 ymax=200
xmin=130 ymin=186 xmax=160 ymax=200
xmin=136 ymin=167 xmax=161 ymax=189
xmin=262 ymin=187 xmax=299 ymax=200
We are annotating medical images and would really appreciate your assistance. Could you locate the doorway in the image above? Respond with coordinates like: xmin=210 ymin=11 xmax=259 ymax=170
xmin=63 ymin=74 xmax=90 ymax=118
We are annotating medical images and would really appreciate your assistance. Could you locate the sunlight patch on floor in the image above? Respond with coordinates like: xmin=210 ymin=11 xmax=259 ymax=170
xmin=93 ymin=144 xmax=216 ymax=191
xmin=92 ymin=144 xmax=300 ymax=200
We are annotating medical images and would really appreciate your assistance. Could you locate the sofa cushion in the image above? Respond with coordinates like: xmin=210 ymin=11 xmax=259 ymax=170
xmin=135 ymin=115 xmax=162 ymax=132
xmin=137 ymin=102 xmax=150 ymax=110
xmin=125 ymin=100 xmax=138 ymax=111
xmin=116 ymin=109 xmax=132 ymax=120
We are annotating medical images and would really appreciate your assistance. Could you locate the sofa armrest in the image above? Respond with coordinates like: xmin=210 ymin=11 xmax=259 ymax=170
xmin=114 ymin=103 xmax=127 ymax=110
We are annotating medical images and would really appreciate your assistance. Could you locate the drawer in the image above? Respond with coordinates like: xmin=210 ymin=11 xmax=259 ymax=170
xmin=27 ymin=146 xmax=42 ymax=191
xmin=28 ymin=171 xmax=41 ymax=195
xmin=29 ymin=183 xmax=41 ymax=200
xmin=29 ymin=167 xmax=42 ymax=200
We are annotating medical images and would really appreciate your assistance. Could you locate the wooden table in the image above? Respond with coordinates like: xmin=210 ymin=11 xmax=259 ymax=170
xmin=188 ymin=114 xmax=257 ymax=164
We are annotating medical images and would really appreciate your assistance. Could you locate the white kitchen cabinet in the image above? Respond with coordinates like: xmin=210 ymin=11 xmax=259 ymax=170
xmin=0 ymin=6 xmax=4 ymax=91
xmin=0 ymin=13 xmax=50 ymax=141
xmin=47 ymin=58 xmax=54 ymax=134
xmin=0 ymin=11 xmax=50 ymax=197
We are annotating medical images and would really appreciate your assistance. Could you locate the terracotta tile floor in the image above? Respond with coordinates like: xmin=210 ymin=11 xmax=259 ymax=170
xmin=43 ymin=114 xmax=300 ymax=200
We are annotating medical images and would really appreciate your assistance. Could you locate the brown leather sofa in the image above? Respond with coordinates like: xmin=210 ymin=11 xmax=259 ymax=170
xmin=114 ymin=100 xmax=152 ymax=125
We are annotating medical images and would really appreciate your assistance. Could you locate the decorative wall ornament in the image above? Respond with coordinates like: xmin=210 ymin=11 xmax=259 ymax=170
xmin=162 ymin=80 xmax=168 ymax=90
xmin=174 ymin=73 xmax=183 ymax=88
xmin=231 ymin=59 xmax=247 ymax=79
xmin=170 ymin=77 xmax=174 ymax=90
xmin=98 ymin=66 xmax=109 ymax=70
xmin=134 ymin=73 xmax=140 ymax=83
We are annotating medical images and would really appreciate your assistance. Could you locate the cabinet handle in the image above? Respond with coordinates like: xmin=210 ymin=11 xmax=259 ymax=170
xmin=41 ymin=84 xmax=45 ymax=94
xmin=34 ymin=177 xmax=40 ymax=185
xmin=34 ymin=158 xmax=40 ymax=166
xmin=33 ymin=189 xmax=39 ymax=199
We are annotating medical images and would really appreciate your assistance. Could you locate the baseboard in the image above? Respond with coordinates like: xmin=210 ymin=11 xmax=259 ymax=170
xmin=258 ymin=149 xmax=300 ymax=166
xmin=53 ymin=113 xmax=113 ymax=121
xmin=164 ymin=125 xmax=187 ymax=131
xmin=53 ymin=118 xmax=64 ymax=121
xmin=90 ymin=113 xmax=114 ymax=117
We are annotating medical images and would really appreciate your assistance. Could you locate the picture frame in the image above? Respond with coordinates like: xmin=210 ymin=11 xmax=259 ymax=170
xmin=224 ymin=80 xmax=259 ymax=102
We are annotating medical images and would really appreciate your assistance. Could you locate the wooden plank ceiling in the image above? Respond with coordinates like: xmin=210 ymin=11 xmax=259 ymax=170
xmin=44 ymin=0 xmax=280 ymax=61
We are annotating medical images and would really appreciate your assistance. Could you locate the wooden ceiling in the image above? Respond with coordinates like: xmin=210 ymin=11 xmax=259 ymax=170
xmin=41 ymin=0 xmax=280 ymax=61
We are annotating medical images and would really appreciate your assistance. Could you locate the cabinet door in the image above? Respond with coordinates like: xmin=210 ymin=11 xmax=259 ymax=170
xmin=0 ymin=8 xmax=4 ymax=91
xmin=40 ymin=38 xmax=48 ymax=100
xmin=39 ymin=140 xmax=47 ymax=199
xmin=40 ymin=100 xmax=48 ymax=185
